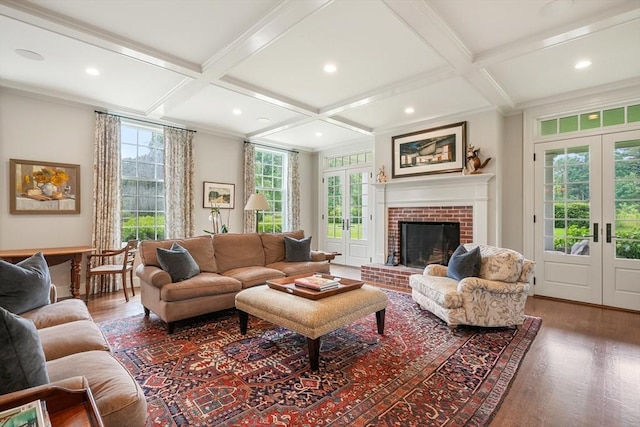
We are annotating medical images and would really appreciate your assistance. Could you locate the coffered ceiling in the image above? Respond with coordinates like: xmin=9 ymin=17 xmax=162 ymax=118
xmin=1 ymin=0 xmax=639 ymax=151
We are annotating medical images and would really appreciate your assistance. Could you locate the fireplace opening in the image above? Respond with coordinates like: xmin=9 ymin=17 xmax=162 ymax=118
xmin=399 ymin=221 xmax=460 ymax=268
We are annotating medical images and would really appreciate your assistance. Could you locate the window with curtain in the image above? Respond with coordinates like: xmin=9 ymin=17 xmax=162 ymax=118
xmin=121 ymin=121 xmax=165 ymax=241
xmin=255 ymin=148 xmax=288 ymax=232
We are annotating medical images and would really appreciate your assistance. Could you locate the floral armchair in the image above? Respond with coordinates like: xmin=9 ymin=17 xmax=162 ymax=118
xmin=409 ymin=244 xmax=535 ymax=328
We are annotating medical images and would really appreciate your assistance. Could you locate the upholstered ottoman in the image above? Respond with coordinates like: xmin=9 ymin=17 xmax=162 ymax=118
xmin=235 ymin=284 xmax=388 ymax=370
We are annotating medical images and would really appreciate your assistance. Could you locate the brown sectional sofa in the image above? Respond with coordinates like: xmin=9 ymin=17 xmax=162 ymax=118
xmin=137 ymin=231 xmax=331 ymax=332
xmin=0 ymin=286 xmax=147 ymax=427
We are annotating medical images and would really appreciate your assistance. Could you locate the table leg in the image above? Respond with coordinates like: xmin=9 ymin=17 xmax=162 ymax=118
xmin=239 ymin=310 xmax=248 ymax=335
xmin=70 ymin=254 xmax=82 ymax=299
xmin=376 ymin=308 xmax=386 ymax=334
xmin=307 ymin=337 xmax=320 ymax=371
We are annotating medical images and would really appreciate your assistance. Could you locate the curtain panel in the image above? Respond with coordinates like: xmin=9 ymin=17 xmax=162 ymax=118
xmin=288 ymin=151 xmax=300 ymax=231
xmin=91 ymin=112 xmax=122 ymax=293
xmin=164 ymin=126 xmax=195 ymax=239
xmin=243 ymin=143 xmax=256 ymax=233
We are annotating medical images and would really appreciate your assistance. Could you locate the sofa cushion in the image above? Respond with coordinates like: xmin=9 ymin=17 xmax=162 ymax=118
xmin=284 ymin=236 xmax=313 ymax=262
xmin=267 ymin=261 xmax=331 ymax=277
xmin=20 ymin=298 xmax=92 ymax=329
xmin=157 ymin=242 xmax=200 ymax=282
xmin=213 ymin=233 xmax=265 ymax=272
xmin=46 ymin=350 xmax=147 ymax=427
xmin=260 ymin=231 xmax=305 ymax=265
xmin=465 ymin=244 xmax=524 ymax=282
xmin=447 ymin=245 xmax=481 ymax=281
xmin=160 ymin=272 xmax=242 ymax=302
xmin=38 ymin=320 xmax=111 ymax=361
xmin=140 ymin=236 xmax=217 ymax=273
xmin=409 ymin=274 xmax=463 ymax=309
xmin=0 ymin=252 xmax=51 ymax=314
xmin=223 ymin=266 xmax=285 ymax=288
xmin=0 ymin=306 xmax=49 ymax=394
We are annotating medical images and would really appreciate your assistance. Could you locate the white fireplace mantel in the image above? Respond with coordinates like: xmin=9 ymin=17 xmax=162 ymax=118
xmin=372 ymin=173 xmax=494 ymax=263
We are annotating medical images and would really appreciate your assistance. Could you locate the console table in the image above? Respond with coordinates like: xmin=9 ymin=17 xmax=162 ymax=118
xmin=0 ymin=246 xmax=94 ymax=299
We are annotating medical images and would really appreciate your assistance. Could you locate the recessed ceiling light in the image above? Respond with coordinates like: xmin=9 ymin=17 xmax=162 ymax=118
xmin=15 ymin=49 xmax=44 ymax=61
xmin=232 ymin=108 xmax=242 ymax=115
xmin=85 ymin=67 xmax=100 ymax=76
xmin=574 ymin=60 xmax=591 ymax=70
xmin=257 ymin=117 xmax=270 ymax=123
xmin=588 ymin=114 xmax=599 ymax=120
xmin=315 ymin=132 xmax=323 ymax=137
xmin=323 ymin=64 xmax=337 ymax=73
xmin=541 ymin=0 xmax=574 ymax=17
xmin=405 ymin=107 xmax=415 ymax=114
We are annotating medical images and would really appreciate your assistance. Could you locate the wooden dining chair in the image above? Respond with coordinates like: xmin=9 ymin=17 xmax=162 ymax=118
xmin=85 ymin=240 xmax=138 ymax=302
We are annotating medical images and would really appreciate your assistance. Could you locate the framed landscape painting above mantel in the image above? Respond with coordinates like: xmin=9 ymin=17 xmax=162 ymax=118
xmin=392 ymin=121 xmax=467 ymax=178
xmin=10 ymin=158 xmax=80 ymax=214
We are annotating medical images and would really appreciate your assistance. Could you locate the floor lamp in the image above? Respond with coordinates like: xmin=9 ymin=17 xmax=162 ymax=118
xmin=244 ymin=193 xmax=270 ymax=233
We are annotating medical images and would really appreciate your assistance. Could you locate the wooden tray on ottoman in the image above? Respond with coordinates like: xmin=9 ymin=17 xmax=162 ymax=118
xmin=267 ymin=273 xmax=363 ymax=300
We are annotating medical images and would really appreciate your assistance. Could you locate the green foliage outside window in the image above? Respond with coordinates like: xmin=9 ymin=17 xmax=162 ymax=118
xmin=122 ymin=214 xmax=165 ymax=241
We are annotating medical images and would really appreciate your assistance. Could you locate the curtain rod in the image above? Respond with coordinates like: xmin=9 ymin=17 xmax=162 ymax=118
xmin=95 ymin=110 xmax=197 ymax=133
xmin=245 ymin=140 xmax=298 ymax=154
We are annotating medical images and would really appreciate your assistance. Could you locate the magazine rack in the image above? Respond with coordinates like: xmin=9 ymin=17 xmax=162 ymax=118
xmin=0 ymin=385 xmax=103 ymax=427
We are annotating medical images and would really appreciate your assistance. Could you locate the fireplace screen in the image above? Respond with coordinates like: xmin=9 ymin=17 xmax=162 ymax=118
xmin=400 ymin=221 xmax=460 ymax=268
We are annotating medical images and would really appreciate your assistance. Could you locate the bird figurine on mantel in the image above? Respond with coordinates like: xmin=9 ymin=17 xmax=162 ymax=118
xmin=464 ymin=145 xmax=491 ymax=174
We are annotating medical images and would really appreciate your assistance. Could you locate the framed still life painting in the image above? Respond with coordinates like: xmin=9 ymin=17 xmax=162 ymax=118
xmin=10 ymin=159 xmax=80 ymax=214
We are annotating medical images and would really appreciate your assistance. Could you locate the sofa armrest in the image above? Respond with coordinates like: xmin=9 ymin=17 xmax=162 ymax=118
xmin=425 ymin=264 xmax=448 ymax=277
xmin=458 ymin=277 xmax=529 ymax=294
xmin=310 ymin=251 xmax=328 ymax=262
xmin=136 ymin=264 xmax=172 ymax=288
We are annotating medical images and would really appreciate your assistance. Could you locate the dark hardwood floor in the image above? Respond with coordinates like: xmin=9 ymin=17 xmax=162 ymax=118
xmin=86 ymin=265 xmax=640 ymax=427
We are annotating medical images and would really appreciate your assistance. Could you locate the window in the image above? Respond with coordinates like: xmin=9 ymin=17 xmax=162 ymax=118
xmin=121 ymin=121 xmax=165 ymax=241
xmin=255 ymin=148 xmax=287 ymax=232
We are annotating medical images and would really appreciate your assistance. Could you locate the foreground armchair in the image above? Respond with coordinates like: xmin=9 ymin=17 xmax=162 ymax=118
xmin=409 ymin=244 xmax=534 ymax=328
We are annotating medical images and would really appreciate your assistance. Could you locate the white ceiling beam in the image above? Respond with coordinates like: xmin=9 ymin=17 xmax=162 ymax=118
xmin=473 ymin=4 xmax=640 ymax=68
xmin=0 ymin=0 xmax=202 ymax=77
xmin=155 ymin=0 xmax=332 ymax=117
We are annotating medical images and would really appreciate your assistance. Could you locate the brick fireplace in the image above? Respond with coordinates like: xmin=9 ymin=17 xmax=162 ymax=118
xmin=362 ymin=173 xmax=494 ymax=289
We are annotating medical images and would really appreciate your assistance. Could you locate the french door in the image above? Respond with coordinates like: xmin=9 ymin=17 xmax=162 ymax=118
xmin=323 ymin=167 xmax=371 ymax=266
xmin=534 ymin=130 xmax=640 ymax=310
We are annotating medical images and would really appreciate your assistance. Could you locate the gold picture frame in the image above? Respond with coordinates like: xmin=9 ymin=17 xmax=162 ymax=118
xmin=392 ymin=121 xmax=467 ymax=178
xmin=10 ymin=159 xmax=81 ymax=214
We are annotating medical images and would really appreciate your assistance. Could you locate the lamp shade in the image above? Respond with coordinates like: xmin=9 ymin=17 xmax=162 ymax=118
xmin=244 ymin=193 xmax=270 ymax=211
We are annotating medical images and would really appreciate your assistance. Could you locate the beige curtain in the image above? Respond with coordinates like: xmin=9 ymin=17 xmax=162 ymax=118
xmin=164 ymin=126 xmax=195 ymax=239
xmin=288 ymin=151 xmax=300 ymax=231
xmin=91 ymin=112 xmax=121 ymax=293
xmin=243 ymin=142 xmax=256 ymax=233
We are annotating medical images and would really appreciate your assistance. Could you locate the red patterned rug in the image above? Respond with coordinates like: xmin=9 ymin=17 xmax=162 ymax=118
xmin=99 ymin=289 xmax=541 ymax=426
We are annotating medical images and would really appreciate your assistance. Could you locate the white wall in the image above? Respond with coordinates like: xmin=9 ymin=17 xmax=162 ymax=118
xmin=0 ymin=89 xmax=317 ymax=297
xmin=502 ymin=113 xmax=524 ymax=252
xmin=0 ymin=90 xmax=95 ymax=297
xmin=374 ymin=109 xmax=503 ymax=245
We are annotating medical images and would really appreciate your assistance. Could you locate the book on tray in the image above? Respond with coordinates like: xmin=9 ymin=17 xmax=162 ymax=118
xmin=294 ymin=276 xmax=340 ymax=291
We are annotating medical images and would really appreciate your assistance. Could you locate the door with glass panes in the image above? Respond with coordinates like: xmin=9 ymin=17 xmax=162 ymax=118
xmin=534 ymin=130 xmax=640 ymax=310
xmin=323 ymin=167 xmax=370 ymax=267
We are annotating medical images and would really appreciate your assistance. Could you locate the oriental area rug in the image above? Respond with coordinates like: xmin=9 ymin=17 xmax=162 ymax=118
xmin=99 ymin=290 xmax=541 ymax=427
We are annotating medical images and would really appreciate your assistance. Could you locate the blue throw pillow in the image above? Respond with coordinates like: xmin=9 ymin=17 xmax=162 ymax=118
xmin=156 ymin=242 xmax=200 ymax=282
xmin=0 ymin=252 xmax=51 ymax=314
xmin=446 ymin=245 xmax=481 ymax=281
xmin=284 ymin=236 xmax=313 ymax=262
xmin=0 ymin=306 xmax=50 ymax=394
